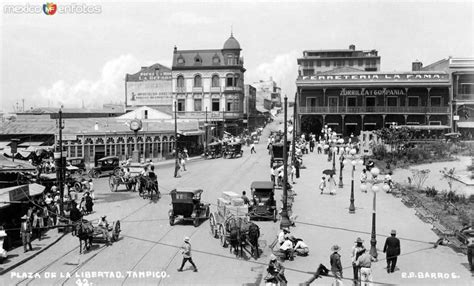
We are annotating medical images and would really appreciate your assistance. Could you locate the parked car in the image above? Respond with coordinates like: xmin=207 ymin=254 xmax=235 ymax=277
xmin=88 ymin=156 xmax=121 ymax=178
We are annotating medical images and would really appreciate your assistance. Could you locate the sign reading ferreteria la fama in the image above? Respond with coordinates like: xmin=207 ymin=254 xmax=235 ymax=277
xmin=301 ymin=73 xmax=449 ymax=81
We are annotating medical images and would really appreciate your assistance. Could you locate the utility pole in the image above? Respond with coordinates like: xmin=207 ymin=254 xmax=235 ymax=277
xmin=54 ymin=108 xmax=65 ymax=215
xmin=174 ymin=101 xmax=179 ymax=178
xmin=205 ymin=107 xmax=208 ymax=152
xmin=280 ymin=96 xmax=291 ymax=229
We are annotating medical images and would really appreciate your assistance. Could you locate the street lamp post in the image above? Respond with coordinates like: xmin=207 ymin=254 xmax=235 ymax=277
xmin=337 ymin=138 xmax=345 ymax=188
xmin=344 ymin=148 xmax=364 ymax=213
xmin=280 ymin=95 xmax=291 ymax=229
xmin=56 ymin=108 xmax=65 ymax=214
xmin=205 ymin=107 xmax=208 ymax=152
xmin=359 ymin=167 xmax=388 ymax=258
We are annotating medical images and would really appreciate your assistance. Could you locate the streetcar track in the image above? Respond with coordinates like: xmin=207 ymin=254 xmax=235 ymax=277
xmin=15 ymin=199 xmax=155 ymax=286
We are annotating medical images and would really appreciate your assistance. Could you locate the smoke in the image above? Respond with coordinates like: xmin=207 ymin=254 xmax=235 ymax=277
xmin=37 ymin=54 xmax=140 ymax=108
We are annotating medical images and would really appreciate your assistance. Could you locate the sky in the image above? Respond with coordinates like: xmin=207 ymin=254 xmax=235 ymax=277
xmin=1 ymin=0 xmax=473 ymax=112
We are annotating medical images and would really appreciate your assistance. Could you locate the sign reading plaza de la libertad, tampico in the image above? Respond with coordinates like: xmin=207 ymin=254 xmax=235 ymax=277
xmin=302 ymin=72 xmax=449 ymax=81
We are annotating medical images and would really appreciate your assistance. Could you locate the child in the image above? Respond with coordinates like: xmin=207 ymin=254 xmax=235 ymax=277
xmin=319 ymin=176 xmax=326 ymax=194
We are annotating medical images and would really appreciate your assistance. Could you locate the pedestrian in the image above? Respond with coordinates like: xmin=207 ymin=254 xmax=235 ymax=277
xmin=178 ymin=237 xmax=198 ymax=272
xmin=88 ymin=179 xmax=95 ymax=200
xmin=309 ymin=138 xmax=315 ymax=152
xmin=319 ymin=176 xmax=326 ymax=194
xmin=317 ymin=142 xmax=322 ymax=154
xmin=383 ymin=229 xmax=401 ymax=273
xmin=84 ymin=192 xmax=93 ymax=214
xmin=241 ymin=191 xmax=250 ymax=205
xmin=355 ymin=248 xmax=377 ymax=286
xmin=280 ymin=235 xmax=295 ymax=261
xmin=270 ymin=166 xmax=276 ymax=186
xmin=330 ymin=245 xmax=343 ymax=286
xmin=20 ymin=215 xmax=33 ymax=252
xmin=360 ymin=169 xmax=368 ymax=193
xmin=267 ymin=254 xmax=288 ymax=284
xmin=32 ymin=209 xmax=43 ymax=241
xmin=180 ymin=153 xmax=187 ymax=171
xmin=328 ymin=174 xmax=337 ymax=195
xmin=277 ymin=227 xmax=290 ymax=246
xmin=352 ymin=237 xmax=366 ymax=284
xmin=250 ymin=142 xmax=256 ymax=154
xmin=289 ymin=164 xmax=296 ymax=184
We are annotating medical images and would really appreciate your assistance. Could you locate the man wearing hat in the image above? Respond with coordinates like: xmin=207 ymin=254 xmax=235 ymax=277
xmin=279 ymin=235 xmax=295 ymax=261
xmin=383 ymin=229 xmax=401 ymax=273
xmin=277 ymin=227 xmax=290 ymax=246
xmin=355 ymin=248 xmax=377 ymax=285
xmin=98 ymin=215 xmax=110 ymax=245
xmin=352 ymin=237 xmax=366 ymax=284
xmin=178 ymin=237 xmax=197 ymax=272
xmin=267 ymin=254 xmax=287 ymax=284
xmin=20 ymin=215 xmax=33 ymax=252
xmin=330 ymin=245 xmax=343 ymax=286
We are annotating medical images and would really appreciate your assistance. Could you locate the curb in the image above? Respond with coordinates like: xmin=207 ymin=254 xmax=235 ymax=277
xmin=0 ymin=232 xmax=68 ymax=275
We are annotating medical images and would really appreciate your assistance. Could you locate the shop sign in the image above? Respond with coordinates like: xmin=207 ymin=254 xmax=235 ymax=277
xmin=304 ymin=73 xmax=448 ymax=81
xmin=340 ymin=89 xmax=405 ymax=96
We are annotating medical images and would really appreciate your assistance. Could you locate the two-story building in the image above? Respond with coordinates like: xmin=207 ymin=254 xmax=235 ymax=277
xmin=171 ymin=34 xmax=246 ymax=137
xmin=295 ymin=70 xmax=451 ymax=137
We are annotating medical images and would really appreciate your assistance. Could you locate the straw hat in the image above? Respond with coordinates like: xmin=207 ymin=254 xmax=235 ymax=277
xmin=391 ymin=229 xmax=397 ymax=235
xmin=184 ymin=236 xmax=190 ymax=242
xmin=331 ymin=245 xmax=341 ymax=252
xmin=269 ymin=254 xmax=277 ymax=261
xmin=355 ymin=237 xmax=364 ymax=244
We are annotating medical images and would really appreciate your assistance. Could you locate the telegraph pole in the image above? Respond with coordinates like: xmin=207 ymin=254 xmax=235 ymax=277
xmin=280 ymin=96 xmax=291 ymax=229
xmin=174 ymin=101 xmax=179 ymax=178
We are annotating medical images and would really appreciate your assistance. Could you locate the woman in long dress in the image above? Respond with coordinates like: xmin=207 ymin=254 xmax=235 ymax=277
xmin=328 ymin=174 xmax=337 ymax=195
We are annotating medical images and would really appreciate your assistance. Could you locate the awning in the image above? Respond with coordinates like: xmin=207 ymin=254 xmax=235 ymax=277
xmin=26 ymin=145 xmax=53 ymax=152
xmin=0 ymin=142 xmax=10 ymax=150
xmin=0 ymin=184 xmax=45 ymax=209
xmin=256 ymin=106 xmax=270 ymax=113
xmin=18 ymin=141 xmax=46 ymax=148
xmin=457 ymin=122 xmax=474 ymax=128
xmin=400 ymin=125 xmax=450 ymax=130
xmin=180 ymin=130 xmax=204 ymax=136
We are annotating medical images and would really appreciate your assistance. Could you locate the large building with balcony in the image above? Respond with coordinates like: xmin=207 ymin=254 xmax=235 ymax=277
xmin=421 ymin=57 xmax=474 ymax=137
xmin=171 ymin=33 xmax=246 ymax=137
xmin=297 ymin=45 xmax=381 ymax=77
xmin=295 ymin=69 xmax=451 ymax=137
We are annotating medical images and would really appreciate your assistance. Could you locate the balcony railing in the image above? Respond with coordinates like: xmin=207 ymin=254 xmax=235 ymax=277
xmin=210 ymin=86 xmax=221 ymax=92
xmin=176 ymin=86 xmax=186 ymax=93
xmin=224 ymin=86 xmax=243 ymax=92
xmin=192 ymin=87 xmax=203 ymax=93
xmin=176 ymin=111 xmax=243 ymax=119
xmin=299 ymin=106 xmax=450 ymax=114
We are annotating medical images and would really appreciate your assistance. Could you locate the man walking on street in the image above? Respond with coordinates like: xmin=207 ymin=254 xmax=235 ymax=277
xmin=352 ymin=237 xmax=366 ymax=285
xmin=383 ymin=229 xmax=401 ymax=273
xmin=250 ymin=142 xmax=256 ymax=154
xmin=355 ymin=248 xmax=377 ymax=286
xmin=330 ymin=245 xmax=343 ymax=286
xmin=20 ymin=215 xmax=33 ymax=252
xmin=178 ymin=237 xmax=197 ymax=272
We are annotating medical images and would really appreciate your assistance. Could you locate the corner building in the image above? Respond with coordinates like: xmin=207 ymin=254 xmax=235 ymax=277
xmin=296 ymin=71 xmax=451 ymax=137
xmin=171 ymin=33 xmax=246 ymax=137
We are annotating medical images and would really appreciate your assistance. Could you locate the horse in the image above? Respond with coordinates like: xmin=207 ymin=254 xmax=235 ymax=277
xmin=247 ymin=222 xmax=260 ymax=259
xmin=136 ymin=175 xmax=159 ymax=199
xmin=226 ymin=217 xmax=242 ymax=256
xmin=75 ymin=220 xmax=93 ymax=254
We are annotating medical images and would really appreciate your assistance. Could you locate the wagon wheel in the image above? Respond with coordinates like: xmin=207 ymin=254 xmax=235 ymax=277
xmin=109 ymin=176 xmax=117 ymax=192
xmin=209 ymin=214 xmax=217 ymax=238
xmin=273 ymin=209 xmax=278 ymax=223
xmin=219 ymin=224 xmax=227 ymax=247
xmin=112 ymin=220 xmax=121 ymax=242
xmin=74 ymin=182 xmax=82 ymax=193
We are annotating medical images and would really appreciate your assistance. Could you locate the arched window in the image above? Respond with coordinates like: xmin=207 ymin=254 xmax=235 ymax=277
xmin=194 ymin=75 xmax=202 ymax=87
xmin=226 ymin=73 xmax=234 ymax=87
xmin=234 ymin=73 xmax=240 ymax=87
xmin=177 ymin=75 xmax=184 ymax=88
xmin=212 ymin=75 xmax=220 ymax=87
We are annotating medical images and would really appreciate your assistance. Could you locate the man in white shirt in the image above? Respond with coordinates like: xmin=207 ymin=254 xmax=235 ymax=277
xmin=280 ymin=236 xmax=295 ymax=261
xmin=294 ymin=239 xmax=309 ymax=256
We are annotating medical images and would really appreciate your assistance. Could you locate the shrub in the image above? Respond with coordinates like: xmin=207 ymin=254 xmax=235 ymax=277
xmin=372 ymin=144 xmax=388 ymax=160
xmin=425 ymin=186 xmax=438 ymax=197
xmin=411 ymin=169 xmax=430 ymax=191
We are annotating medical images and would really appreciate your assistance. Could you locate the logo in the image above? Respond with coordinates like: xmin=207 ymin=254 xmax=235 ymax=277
xmin=43 ymin=2 xmax=57 ymax=15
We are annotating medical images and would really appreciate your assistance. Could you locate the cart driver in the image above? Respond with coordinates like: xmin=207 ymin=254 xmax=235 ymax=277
xmin=123 ymin=168 xmax=131 ymax=182
xmin=267 ymin=254 xmax=288 ymax=284
xmin=98 ymin=215 xmax=111 ymax=244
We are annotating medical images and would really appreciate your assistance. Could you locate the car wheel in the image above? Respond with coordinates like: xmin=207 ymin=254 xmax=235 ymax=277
xmin=169 ymin=216 xmax=174 ymax=226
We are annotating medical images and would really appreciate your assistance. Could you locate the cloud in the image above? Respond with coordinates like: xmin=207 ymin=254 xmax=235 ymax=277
xmin=165 ymin=11 xmax=214 ymax=25
xmin=37 ymin=54 xmax=141 ymax=108
xmin=249 ymin=50 xmax=299 ymax=99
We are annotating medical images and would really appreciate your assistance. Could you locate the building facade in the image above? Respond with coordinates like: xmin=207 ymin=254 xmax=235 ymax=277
xmin=422 ymin=57 xmax=474 ymax=136
xmin=296 ymin=71 xmax=451 ymax=137
xmin=125 ymin=63 xmax=173 ymax=113
xmin=171 ymin=34 xmax=246 ymax=136
xmin=297 ymin=45 xmax=381 ymax=77
xmin=252 ymin=78 xmax=282 ymax=109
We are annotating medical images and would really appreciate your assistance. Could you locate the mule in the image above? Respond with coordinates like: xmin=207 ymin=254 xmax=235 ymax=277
xmin=76 ymin=221 xmax=93 ymax=254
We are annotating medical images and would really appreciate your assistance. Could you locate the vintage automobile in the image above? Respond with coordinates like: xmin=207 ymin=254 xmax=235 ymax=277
xmin=249 ymin=181 xmax=277 ymax=222
xmin=270 ymin=142 xmax=290 ymax=167
xmin=168 ymin=189 xmax=210 ymax=227
xmin=66 ymin=157 xmax=86 ymax=175
xmin=205 ymin=142 xmax=223 ymax=159
xmin=88 ymin=156 xmax=121 ymax=178
xmin=223 ymin=142 xmax=243 ymax=159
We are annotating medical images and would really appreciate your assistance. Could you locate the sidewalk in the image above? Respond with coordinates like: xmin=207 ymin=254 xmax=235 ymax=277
xmin=0 ymin=229 xmax=66 ymax=275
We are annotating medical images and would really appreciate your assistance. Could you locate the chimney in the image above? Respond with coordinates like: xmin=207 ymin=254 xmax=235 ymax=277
xmin=349 ymin=44 xmax=355 ymax=51
xmin=174 ymin=46 xmax=177 ymax=53
xmin=412 ymin=61 xmax=423 ymax=71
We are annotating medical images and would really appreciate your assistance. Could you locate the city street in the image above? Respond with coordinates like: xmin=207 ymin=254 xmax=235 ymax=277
xmin=1 ymin=112 xmax=471 ymax=286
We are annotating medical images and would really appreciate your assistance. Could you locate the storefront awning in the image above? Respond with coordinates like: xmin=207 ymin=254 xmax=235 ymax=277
xmin=18 ymin=141 xmax=46 ymax=147
xmin=0 ymin=184 xmax=45 ymax=209
xmin=457 ymin=122 xmax=474 ymax=129
xmin=398 ymin=125 xmax=450 ymax=130
xmin=181 ymin=130 xmax=204 ymax=136
xmin=256 ymin=106 xmax=270 ymax=113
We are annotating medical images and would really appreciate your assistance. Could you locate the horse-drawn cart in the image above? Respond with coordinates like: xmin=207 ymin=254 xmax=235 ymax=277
xmin=75 ymin=219 xmax=121 ymax=254
xmin=209 ymin=191 xmax=260 ymax=258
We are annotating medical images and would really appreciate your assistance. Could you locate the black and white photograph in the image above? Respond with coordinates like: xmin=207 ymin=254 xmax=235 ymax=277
xmin=0 ymin=0 xmax=473 ymax=285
